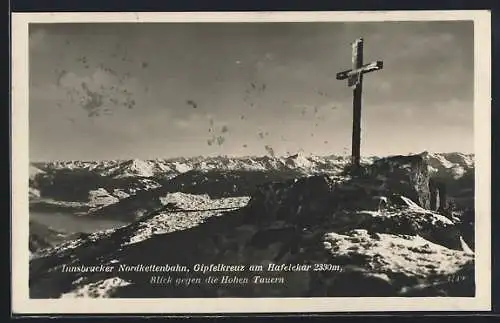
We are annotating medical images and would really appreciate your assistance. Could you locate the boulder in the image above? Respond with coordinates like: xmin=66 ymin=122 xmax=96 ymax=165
xmin=246 ymin=174 xmax=338 ymax=226
xmin=363 ymin=154 xmax=432 ymax=209
xmin=246 ymin=154 xmax=434 ymax=226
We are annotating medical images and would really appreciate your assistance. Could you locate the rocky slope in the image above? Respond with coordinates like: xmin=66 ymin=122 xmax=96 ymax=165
xmin=29 ymin=153 xmax=475 ymax=298
xmin=29 ymin=221 xmax=78 ymax=257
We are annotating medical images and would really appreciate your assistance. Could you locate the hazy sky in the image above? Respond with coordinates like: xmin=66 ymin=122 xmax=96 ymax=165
xmin=29 ymin=21 xmax=474 ymax=161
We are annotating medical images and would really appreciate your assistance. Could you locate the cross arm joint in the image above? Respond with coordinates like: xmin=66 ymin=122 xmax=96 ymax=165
xmin=336 ymin=60 xmax=383 ymax=80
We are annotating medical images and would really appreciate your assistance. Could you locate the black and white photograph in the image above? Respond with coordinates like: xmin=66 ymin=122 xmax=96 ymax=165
xmin=12 ymin=11 xmax=491 ymax=313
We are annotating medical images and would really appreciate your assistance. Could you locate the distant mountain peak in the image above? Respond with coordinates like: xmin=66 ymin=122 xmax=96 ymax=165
xmin=114 ymin=159 xmax=155 ymax=178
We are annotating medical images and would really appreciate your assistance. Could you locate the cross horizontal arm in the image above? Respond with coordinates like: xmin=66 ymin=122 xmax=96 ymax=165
xmin=336 ymin=60 xmax=383 ymax=80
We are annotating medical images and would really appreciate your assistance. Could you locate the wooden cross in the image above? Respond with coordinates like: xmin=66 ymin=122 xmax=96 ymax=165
xmin=336 ymin=38 xmax=383 ymax=171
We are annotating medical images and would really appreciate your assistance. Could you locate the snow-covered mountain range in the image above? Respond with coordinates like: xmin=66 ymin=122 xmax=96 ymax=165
xmin=29 ymin=152 xmax=474 ymax=210
xmin=32 ymin=153 xmax=354 ymax=179
xmin=31 ymin=151 xmax=474 ymax=179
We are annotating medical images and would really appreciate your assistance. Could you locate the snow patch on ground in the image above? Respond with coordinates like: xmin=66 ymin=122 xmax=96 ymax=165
xmin=160 ymin=192 xmax=250 ymax=210
xmin=125 ymin=210 xmax=224 ymax=245
xmin=125 ymin=194 xmax=250 ymax=245
xmin=60 ymin=277 xmax=132 ymax=298
xmin=323 ymin=229 xmax=472 ymax=279
xmin=352 ymin=195 xmax=454 ymax=227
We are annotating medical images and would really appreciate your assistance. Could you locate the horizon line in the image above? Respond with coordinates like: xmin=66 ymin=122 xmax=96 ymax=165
xmin=30 ymin=150 xmax=475 ymax=164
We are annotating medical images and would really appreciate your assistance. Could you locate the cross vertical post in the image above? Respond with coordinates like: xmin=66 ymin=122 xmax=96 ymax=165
xmin=336 ymin=38 xmax=383 ymax=173
xmin=351 ymin=38 xmax=363 ymax=170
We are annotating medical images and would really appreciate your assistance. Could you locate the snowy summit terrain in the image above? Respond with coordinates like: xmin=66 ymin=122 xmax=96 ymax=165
xmin=29 ymin=152 xmax=475 ymax=298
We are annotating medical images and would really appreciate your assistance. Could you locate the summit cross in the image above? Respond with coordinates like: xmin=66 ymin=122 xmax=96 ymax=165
xmin=336 ymin=38 xmax=383 ymax=171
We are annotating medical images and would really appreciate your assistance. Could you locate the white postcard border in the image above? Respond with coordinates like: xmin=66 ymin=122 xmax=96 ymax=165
xmin=11 ymin=10 xmax=492 ymax=314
